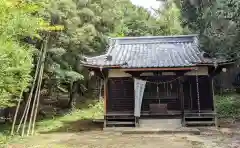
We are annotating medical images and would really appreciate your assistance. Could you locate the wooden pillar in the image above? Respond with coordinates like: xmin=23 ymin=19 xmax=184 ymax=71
xmin=176 ymin=72 xmax=187 ymax=126
xmin=104 ymin=78 xmax=108 ymax=115
xmin=103 ymin=69 xmax=108 ymax=128
xmin=212 ymin=78 xmax=218 ymax=128
xmin=179 ymin=78 xmax=185 ymax=126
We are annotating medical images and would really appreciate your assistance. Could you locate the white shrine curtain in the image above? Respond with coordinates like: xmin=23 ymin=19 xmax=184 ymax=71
xmin=134 ymin=78 xmax=146 ymax=117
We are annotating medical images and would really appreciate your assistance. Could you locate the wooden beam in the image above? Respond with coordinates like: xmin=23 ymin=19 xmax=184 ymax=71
xmin=121 ymin=67 xmax=196 ymax=71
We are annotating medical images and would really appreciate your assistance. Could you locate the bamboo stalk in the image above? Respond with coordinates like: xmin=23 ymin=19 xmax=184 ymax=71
xmin=27 ymin=68 xmax=42 ymax=136
xmin=16 ymin=97 xmax=28 ymax=133
xmin=19 ymin=40 xmax=45 ymax=136
xmin=24 ymin=38 xmax=47 ymax=136
xmin=31 ymin=35 xmax=49 ymax=135
xmin=22 ymin=78 xmax=38 ymax=136
xmin=27 ymin=39 xmax=48 ymax=135
xmin=31 ymin=64 xmax=45 ymax=135
xmin=17 ymin=46 xmax=43 ymax=134
xmin=11 ymin=89 xmax=24 ymax=135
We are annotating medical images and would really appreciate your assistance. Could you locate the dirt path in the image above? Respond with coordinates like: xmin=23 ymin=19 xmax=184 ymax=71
xmin=5 ymin=121 xmax=240 ymax=148
xmin=6 ymin=132 xmax=202 ymax=148
xmin=5 ymin=129 xmax=240 ymax=148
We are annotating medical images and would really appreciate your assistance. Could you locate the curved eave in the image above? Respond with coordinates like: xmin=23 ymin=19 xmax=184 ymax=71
xmin=82 ymin=64 xmax=198 ymax=71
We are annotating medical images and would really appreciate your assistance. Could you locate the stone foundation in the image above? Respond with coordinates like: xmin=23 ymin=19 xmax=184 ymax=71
xmin=139 ymin=119 xmax=182 ymax=129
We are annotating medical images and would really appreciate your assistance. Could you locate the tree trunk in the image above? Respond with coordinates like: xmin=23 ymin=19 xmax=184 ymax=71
xmin=67 ymin=82 xmax=78 ymax=109
xmin=4 ymin=107 xmax=11 ymax=123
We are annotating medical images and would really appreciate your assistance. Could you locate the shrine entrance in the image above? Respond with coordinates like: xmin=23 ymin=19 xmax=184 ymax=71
xmin=137 ymin=76 xmax=183 ymax=117
xmin=82 ymin=34 xmax=234 ymax=128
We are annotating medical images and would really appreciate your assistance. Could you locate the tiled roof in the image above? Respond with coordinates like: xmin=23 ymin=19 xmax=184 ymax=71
xmin=83 ymin=35 xmax=226 ymax=68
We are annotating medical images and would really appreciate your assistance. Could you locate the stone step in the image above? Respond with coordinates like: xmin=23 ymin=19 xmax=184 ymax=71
xmin=184 ymin=112 xmax=216 ymax=115
xmin=184 ymin=116 xmax=215 ymax=119
xmin=185 ymin=121 xmax=215 ymax=125
xmin=106 ymin=116 xmax=135 ymax=119
xmin=103 ymin=127 xmax=200 ymax=135
xmin=107 ymin=121 xmax=135 ymax=125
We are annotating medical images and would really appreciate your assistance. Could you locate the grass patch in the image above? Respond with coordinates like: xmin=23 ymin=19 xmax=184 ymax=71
xmin=216 ymin=93 xmax=240 ymax=119
xmin=36 ymin=99 xmax=103 ymax=133
xmin=0 ymin=99 xmax=104 ymax=145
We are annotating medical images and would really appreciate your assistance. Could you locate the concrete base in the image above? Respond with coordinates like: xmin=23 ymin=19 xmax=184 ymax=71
xmin=103 ymin=127 xmax=200 ymax=135
xmin=139 ymin=119 xmax=182 ymax=129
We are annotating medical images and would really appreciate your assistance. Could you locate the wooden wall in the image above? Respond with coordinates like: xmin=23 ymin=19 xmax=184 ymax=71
xmin=107 ymin=78 xmax=134 ymax=112
xmin=184 ymin=76 xmax=214 ymax=111
xmin=106 ymin=75 xmax=214 ymax=114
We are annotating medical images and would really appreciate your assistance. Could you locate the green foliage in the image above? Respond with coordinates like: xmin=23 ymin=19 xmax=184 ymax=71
xmin=0 ymin=0 xmax=186 ymax=107
xmin=113 ymin=0 xmax=185 ymax=37
xmin=157 ymin=0 xmax=185 ymax=35
xmin=32 ymin=0 xmax=185 ymax=93
xmin=177 ymin=0 xmax=240 ymax=58
xmin=216 ymin=95 xmax=240 ymax=118
xmin=30 ymin=0 xmax=122 ymax=86
xmin=0 ymin=0 xmax=42 ymax=107
xmin=0 ymin=38 xmax=33 ymax=107
xmin=0 ymin=0 xmax=41 ymax=39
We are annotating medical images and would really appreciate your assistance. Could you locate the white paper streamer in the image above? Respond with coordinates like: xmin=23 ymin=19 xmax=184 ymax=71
xmin=134 ymin=78 xmax=146 ymax=117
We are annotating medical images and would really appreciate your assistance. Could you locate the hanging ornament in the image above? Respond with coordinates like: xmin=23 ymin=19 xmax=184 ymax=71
xmin=222 ymin=68 xmax=227 ymax=72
